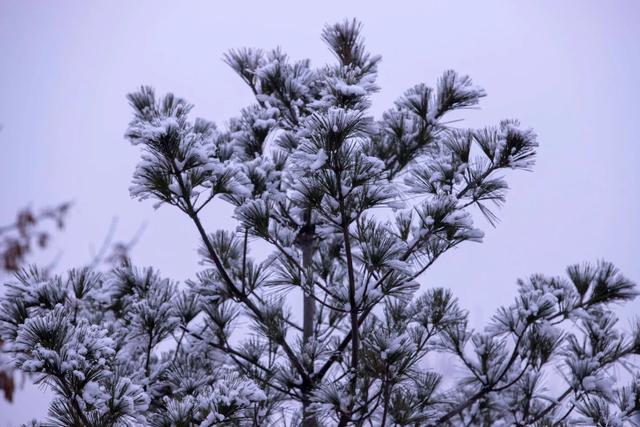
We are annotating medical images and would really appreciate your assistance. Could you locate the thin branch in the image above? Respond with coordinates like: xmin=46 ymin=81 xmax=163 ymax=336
xmin=170 ymin=159 xmax=309 ymax=382
xmin=89 ymin=217 xmax=118 ymax=267
xmin=335 ymin=168 xmax=360 ymax=425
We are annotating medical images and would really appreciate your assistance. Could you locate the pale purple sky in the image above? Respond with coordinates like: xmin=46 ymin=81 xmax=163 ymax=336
xmin=1 ymin=1 xmax=639 ymax=424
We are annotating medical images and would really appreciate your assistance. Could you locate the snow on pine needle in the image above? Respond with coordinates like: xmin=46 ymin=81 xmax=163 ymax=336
xmin=1 ymin=18 xmax=639 ymax=427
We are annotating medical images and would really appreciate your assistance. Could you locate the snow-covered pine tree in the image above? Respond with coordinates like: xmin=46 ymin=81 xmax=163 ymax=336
xmin=1 ymin=19 xmax=639 ymax=427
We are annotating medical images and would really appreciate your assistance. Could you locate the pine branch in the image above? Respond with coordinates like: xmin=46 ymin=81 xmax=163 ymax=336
xmin=335 ymin=168 xmax=360 ymax=426
xmin=170 ymin=157 xmax=309 ymax=383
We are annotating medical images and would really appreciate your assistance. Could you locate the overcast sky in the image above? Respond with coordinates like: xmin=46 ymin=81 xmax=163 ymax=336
xmin=1 ymin=1 xmax=639 ymax=424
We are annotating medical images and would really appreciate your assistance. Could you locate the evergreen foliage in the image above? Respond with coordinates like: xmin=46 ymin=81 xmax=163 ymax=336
xmin=1 ymin=19 xmax=638 ymax=426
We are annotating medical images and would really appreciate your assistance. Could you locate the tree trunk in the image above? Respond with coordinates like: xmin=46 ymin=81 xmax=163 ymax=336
xmin=302 ymin=243 xmax=315 ymax=348
xmin=302 ymin=241 xmax=318 ymax=427
xmin=300 ymin=226 xmax=317 ymax=427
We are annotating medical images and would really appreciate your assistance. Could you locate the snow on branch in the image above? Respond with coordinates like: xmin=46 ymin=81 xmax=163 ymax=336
xmin=1 ymin=19 xmax=637 ymax=427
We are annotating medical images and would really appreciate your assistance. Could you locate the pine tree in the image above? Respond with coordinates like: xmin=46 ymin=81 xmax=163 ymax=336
xmin=1 ymin=19 xmax=639 ymax=427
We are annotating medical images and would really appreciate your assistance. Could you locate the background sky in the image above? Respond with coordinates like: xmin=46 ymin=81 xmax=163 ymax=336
xmin=1 ymin=1 xmax=639 ymax=424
